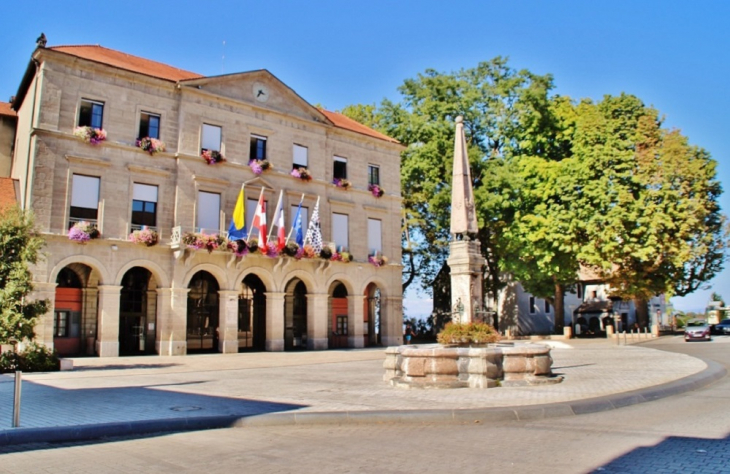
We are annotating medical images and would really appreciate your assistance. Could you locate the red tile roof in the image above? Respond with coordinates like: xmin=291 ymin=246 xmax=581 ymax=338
xmin=0 ymin=178 xmax=17 ymax=209
xmin=0 ymin=102 xmax=16 ymax=117
xmin=48 ymin=45 xmax=203 ymax=82
xmin=319 ymin=109 xmax=400 ymax=144
xmin=44 ymin=45 xmax=397 ymax=143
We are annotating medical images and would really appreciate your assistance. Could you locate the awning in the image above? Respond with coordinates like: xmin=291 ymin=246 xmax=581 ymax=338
xmin=575 ymin=300 xmax=613 ymax=314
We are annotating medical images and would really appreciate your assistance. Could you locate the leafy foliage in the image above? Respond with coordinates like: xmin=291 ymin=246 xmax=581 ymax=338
xmin=0 ymin=343 xmax=59 ymax=373
xmin=436 ymin=322 xmax=500 ymax=345
xmin=0 ymin=207 xmax=48 ymax=343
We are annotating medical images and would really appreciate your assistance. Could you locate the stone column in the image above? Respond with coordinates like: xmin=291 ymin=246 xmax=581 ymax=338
xmin=447 ymin=240 xmax=485 ymax=324
xmin=348 ymin=294 xmax=366 ymax=348
xmin=265 ymin=292 xmax=286 ymax=351
xmin=155 ymin=287 xmax=189 ymax=356
xmin=381 ymin=296 xmax=404 ymax=347
xmin=218 ymin=290 xmax=239 ymax=354
xmin=83 ymin=288 xmax=99 ymax=355
xmin=96 ymin=285 xmax=123 ymax=357
xmin=307 ymin=293 xmax=329 ymax=350
xmin=29 ymin=282 xmax=57 ymax=350
xmin=145 ymin=290 xmax=157 ymax=353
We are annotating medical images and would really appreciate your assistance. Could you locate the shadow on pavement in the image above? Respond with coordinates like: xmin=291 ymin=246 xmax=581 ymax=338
xmin=71 ymin=363 xmax=180 ymax=371
xmin=591 ymin=433 xmax=730 ymax=473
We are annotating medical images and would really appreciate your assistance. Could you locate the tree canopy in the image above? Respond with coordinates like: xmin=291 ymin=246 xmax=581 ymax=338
xmin=342 ymin=58 xmax=727 ymax=330
xmin=0 ymin=206 xmax=48 ymax=343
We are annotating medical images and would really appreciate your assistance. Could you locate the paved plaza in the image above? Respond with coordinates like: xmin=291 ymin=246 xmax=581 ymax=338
xmin=0 ymin=338 xmax=724 ymax=445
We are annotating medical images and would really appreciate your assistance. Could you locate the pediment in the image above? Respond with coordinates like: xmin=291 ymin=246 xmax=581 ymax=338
xmin=181 ymin=70 xmax=329 ymax=124
xmin=243 ymin=175 xmax=276 ymax=191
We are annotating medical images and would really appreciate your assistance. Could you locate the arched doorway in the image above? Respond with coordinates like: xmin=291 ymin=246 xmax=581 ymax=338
xmin=119 ymin=267 xmax=154 ymax=356
xmin=284 ymin=278 xmax=308 ymax=351
xmin=239 ymin=274 xmax=266 ymax=351
xmin=365 ymin=283 xmax=382 ymax=347
xmin=329 ymin=282 xmax=348 ymax=349
xmin=53 ymin=267 xmax=84 ymax=355
xmin=187 ymin=271 xmax=220 ymax=353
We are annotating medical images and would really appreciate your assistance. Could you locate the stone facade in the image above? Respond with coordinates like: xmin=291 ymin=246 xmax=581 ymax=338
xmin=10 ymin=45 xmax=404 ymax=356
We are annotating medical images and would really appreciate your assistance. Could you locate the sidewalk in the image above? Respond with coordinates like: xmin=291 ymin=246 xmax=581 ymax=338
xmin=0 ymin=339 xmax=725 ymax=446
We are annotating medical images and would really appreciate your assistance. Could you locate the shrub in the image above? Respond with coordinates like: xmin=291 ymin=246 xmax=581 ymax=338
xmin=436 ymin=322 xmax=500 ymax=345
xmin=0 ymin=343 xmax=60 ymax=373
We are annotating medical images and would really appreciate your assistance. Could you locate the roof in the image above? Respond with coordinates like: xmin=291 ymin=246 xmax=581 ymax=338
xmin=319 ymin=109 xmax=400 ymax=144
xmin=48 ymin=45 xmax=203 ymax=82
xmin=26 ymin=44 xmax=397 ymax=143
xmin=0 ymin=178 xmax=18 ymax=209
xmin=0 ymin=102 xmax=16 ymax=118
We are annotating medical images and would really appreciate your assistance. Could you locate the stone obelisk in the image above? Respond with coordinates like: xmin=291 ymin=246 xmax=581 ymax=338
xmin=446 ymin=116 xmax=485 ymax=324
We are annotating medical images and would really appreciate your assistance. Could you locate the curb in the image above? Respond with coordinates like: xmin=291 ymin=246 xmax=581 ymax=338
xmin=0 ymin=358 xmax=725 ymax=446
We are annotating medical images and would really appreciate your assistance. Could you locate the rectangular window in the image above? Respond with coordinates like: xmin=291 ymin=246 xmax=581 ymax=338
xmin=250 ymin=135 xmax=267 ymax=161
xmin=78 ymin=99 xmax=104 ymax=129
xmin=336 ymin=315 xmax=348 ymax=335
xmin=332 ymin=213 xmax=349 ymax=250
xmin=201 ymin=124 xmax=222 ymax=152
xmin=545 ymin=300 xmax=550 ymax=313
xmin=197 ymin=191 xmax=220 ymax=232
xmin=368 ymin=165 xmax=380 ymax=186
xmin=138 ymin=112 xmax=160 ymax=139
xmin=54 ymin=311 xmax=69 ymax=337
xmin=368 ymin=218 xmax=382 ymax=255
xmin=290 ymin=205 xmax=308 ymax=235
xmin=70 ymin=174 xmax=100 ymax=228
xmin=529 ymin=296 xmax=536 ymax=314
xmin=592 ymin=290 xmax=598 ymax=299
xmin=333 ymin=156 xmax=347 ymax=180
xmin=293 ymin=144 xmax=308 ymax=169
xmin=246 ymin=197 xmax=268 ymax=240
xmin=131 ymin=183 xmax=158 ymax=229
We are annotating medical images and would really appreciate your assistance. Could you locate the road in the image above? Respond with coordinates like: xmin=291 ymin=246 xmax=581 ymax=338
xmin=1 ymin=336 xmax=729 ymax=474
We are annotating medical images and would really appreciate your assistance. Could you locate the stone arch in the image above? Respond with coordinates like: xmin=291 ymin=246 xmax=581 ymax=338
xmin=359 ymin=276 xmax=392 ymax=298
xmin=49 ymin=255 xmax=111 ymax=286
xmin=325 ymin=273 xmax=356 ymax=296
xmin=114 ymin=259 xmax=170 ymax=288
xmin=234 ymin=265 xmax=274 ymax=293
xmin=180 ymin=263 xmax=228 ymax=290
xmin=280 ymin=269 xmax=318 ymax=294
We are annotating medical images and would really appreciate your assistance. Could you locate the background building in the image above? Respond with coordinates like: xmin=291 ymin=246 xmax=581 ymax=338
xmin=7 ymin=41 xmax=404 ymax=357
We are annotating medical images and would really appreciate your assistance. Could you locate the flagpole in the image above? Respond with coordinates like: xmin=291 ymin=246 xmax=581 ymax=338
xmin=267 ymin=190 xmax=281 ymax=241
xmin=286 ymin=193 xmax=305 ymax=245
xmin=247 ymin=187 xmax=265 ymax=240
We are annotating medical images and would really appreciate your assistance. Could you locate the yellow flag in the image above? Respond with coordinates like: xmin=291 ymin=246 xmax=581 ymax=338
xmin=228 ymin=184 xmax=246 ymax=239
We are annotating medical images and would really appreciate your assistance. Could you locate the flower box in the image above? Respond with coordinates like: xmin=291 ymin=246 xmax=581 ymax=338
xmin=333 ymin=178 xmax=351 ymax=189
xmin=68 ymin=221 xmax=100 ymax=243
xmin=368 ymin=254 xmax=389 ymax=267
xmin=182 ymin=231 xmax=225 ymax=253
xmin=249 ymin=159 xmax=271 ymax=175
xmin=201 ymin=150 xmax=225 ymax=165
xmin=368 ymin=184 xmax=385 ymax=198
xmin=73 ymin=126 xmax=107 ymax=145
xmin=136 ymin=137 xmax=166 ymax=155
xmin=129 ymin=227 xmax=158 ymax=246
xmin=291 ymin=167 xmax=312 ymax=181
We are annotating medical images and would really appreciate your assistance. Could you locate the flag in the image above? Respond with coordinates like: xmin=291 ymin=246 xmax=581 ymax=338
xmin=227 ymin=185 xmax=246 ymax=240
xmin=268 ymin=190 xmax=286 ymax=251
xmin=288 ymin=194 xmax=305 ymax=247
xmin=304 ymin=196 xmax=322 ymax=253
xmin=251 ymin=189 xmax=267 ymax=247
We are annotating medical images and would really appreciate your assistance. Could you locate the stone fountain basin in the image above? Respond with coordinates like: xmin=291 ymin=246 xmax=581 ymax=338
xmin=383 ymin=342 xmax=562 ymax=389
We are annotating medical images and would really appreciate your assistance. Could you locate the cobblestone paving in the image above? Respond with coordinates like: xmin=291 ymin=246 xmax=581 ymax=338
xmin=0 ymin=341 xmax=706 ymax=430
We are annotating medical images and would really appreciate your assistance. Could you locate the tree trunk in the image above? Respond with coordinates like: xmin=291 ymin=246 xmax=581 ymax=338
xmin=554 ymin=283 xmax=565 ymax=334
xmin=633 ymin=297 xmax=649 ymax=329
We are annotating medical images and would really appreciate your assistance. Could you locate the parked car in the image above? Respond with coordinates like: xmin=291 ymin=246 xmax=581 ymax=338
xmin=713 ymin=319 xmax=730 ymax=335
xmin=684 ymin=319 xmax=712 ymax=342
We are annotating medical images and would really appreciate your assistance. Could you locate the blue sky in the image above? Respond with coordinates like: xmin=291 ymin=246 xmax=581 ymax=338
xmin=2 ymin=1 xmax=727 ymax=317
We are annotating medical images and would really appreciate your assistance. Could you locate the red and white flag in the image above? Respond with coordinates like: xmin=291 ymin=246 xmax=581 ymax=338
xmin=268 ymin=190 xmax=286 ymax=251
xmin=251 ymin=189 xmax=267 ymax=247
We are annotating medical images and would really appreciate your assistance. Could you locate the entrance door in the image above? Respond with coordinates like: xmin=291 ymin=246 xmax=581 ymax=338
xmin=187 ymin=271 xmax=220 ymax=353
xmin=238 ymin=274 xmax=267 ymax=351
xmin=285 ymin=280 xmax=307 ymax=350
xmin=119 ymin=267 xmax=151 ymax=356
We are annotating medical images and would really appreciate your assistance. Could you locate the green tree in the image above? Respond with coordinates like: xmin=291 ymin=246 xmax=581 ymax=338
xmin=0 ymin=206 xmax=48 ymax=343
xmin=569 ymin=94 xmax=728 ymax=326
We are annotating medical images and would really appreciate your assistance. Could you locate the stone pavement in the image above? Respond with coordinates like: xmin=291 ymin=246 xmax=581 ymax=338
xmin=0 ymin=339 xmax=725 ymax=446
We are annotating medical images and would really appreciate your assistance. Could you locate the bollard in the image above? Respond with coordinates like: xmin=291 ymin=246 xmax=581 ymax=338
xmin=623 ymin=331 xmax=627 ymax=345
xmin=12 ymin=370 xmax=21 ymax=427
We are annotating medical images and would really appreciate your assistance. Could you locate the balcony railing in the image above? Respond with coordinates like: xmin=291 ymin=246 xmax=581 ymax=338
xmin=68 ymin=217 xmax=98 ymax=230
